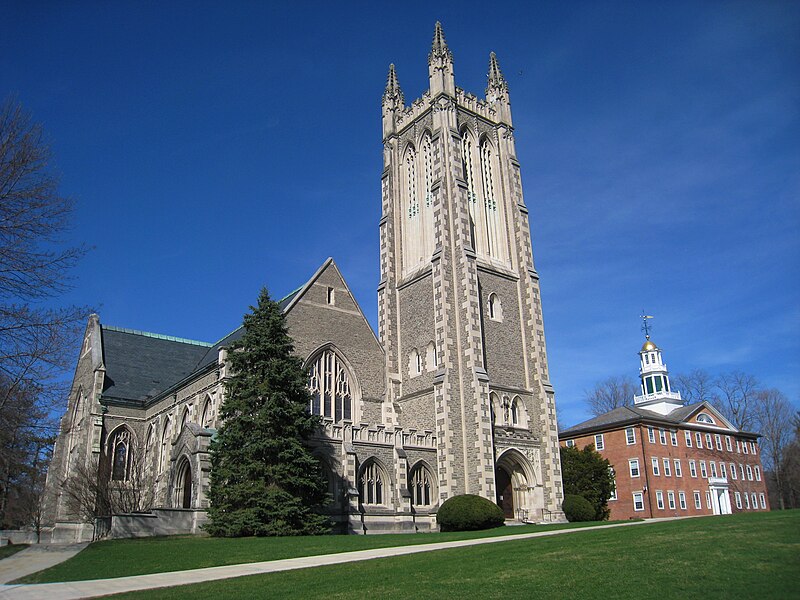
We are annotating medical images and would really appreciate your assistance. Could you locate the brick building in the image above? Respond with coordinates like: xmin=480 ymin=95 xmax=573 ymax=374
xmin=559 ymin=336 xmax=769 ymax=520
xmin=42 ymin=24 xmax=565 ymax=541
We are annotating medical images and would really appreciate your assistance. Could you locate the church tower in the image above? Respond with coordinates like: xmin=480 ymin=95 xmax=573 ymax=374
xmin=379 ymin=24 xmax=563 ymax=518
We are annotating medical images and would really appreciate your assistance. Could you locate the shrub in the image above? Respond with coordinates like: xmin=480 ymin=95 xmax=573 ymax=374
xmin=436 ymin=494 xmax=505 ymax=532
xmin=562 ymin=494 xmax=596 ymax=522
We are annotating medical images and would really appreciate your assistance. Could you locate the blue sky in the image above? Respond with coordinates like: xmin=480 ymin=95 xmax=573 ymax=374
xmin=2 ymin=1 xmax=798 ymax=427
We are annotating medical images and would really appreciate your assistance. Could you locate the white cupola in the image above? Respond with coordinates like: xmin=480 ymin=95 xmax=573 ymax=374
xmin=633 ymin=320 xmax=683 ymax=414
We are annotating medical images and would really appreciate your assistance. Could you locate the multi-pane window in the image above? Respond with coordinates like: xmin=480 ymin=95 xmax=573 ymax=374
xmin=668 ymin=491 xmax=676 ymax=509
xmin=740 ymin=464 xmax=745 ymax=479
xmin=652 ymin=458 xmax=660 ymax=476
xmin=663 ymin=458 xmax=671 ymax=477
xmin=744 ymin=493 xmax=750 ymax=509
xmin=633 ymin=492 xmax=644 ymax=511
xmin=706 ymin=491 xmax=712 ymax=509
xmin=715 ymin=434 xmax=723 ymax=451
xmin=656 ymin=491 xmax=664 ymax=509
xmin=696 ymin=432 xmax=703 ymax=448
xmin=760 ymin=493 xmax=766 ymax=509
xmin=629 ymin=459 xmax=640 ymax=478
xmin=648 ymin=427 xmax=656 ymax=444
xmin=674 ymin=459 xmax=682 ymax=477
xmin=565 ymin=439 xmax=575 ymax=448
xmin=359 ymin=462 xmax=386 ymax=505
xmin=705 ymin=433 xmax=713 ymax=448
xmin=710 ymin=462 xmax=718 ymax=478
xmin=689 ymin=460 xmax=697 ymax=478
xmin=626 ymin=427 xmax=636 ymax=445
xmin=409 ymin=463 xmax=434 ymax=508
xmin=720 ymin=463 xmax=727 ymax=478
xmin=752 ymin=493 xmax=758 ymax=509
xmin=700 ymin=461 xmax=708 ymax=478
xmin=694 ymin=491 xmax=702 ymax=509
xmin=755 ymin=466 xmax=761 ymax=481
xmin=109 ymin=428 xmax=133 ymax=481
xmin=735 ymin=492 xmax=742 ymax=509
xmin=742 ymin=439 xmax=749 ymax=454
xmin=308 ymin=350 xmax=353 ymax=422
xmin=751 ymin=442 xmax=757 ymax=454
xmin=595 ymin=434 xmax=605 ymax=451
xmin=670 ymin=431 xmax=678 ymax=446
xmin=659 ymin=429 xmax=667 ymax=445
xmin=746 ymin=465 xmax=753 ymax=481
xmin=730 ymin=463 xmax=737 ymax=479
xmin=736 ymin=440 xmax=741 ymax=453
xmin=685 ymin=431 xmax=693 ymax=447
xmin=726 ymin=436 xmax=733 ymax=451
xmin=679 ymin=492 xmax=687 ymax=510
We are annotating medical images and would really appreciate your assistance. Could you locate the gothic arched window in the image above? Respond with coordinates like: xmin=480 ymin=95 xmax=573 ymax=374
xmin=201 ymin=398 xmax=212 ymax=428
xmin=409 ymin=462 xmax=435 ymax=508
xmin=479 ymin=137 xmax=507 ymax=263
xmin=359 ymin=460 xmax=387 ymax=506
xmin=462 ymin=129 xmax=485 ymax=254
xmin=160 ymin=415 xmax=173 ymax=473
xmin=402 ymin=145 xmax=421 ymax=273
xmin=488 ymin=293 xmax=503 ymax=322
xmin=420 ymin=132 xmax=435 ymax=259
xmin=109 ymin=427 xmax=134 ymax=481
xmin=510 ymin=397 xmax=519 ymax=426
xmin=180 ymin=406 xmax=190 ymax=431
xmin=308 ymin=349 xmax=353 ymax=423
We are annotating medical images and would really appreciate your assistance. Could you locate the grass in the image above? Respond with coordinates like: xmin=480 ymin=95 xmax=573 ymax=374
xmin=17 ymin=519 xmax=621 ymax=583
xmin=107 ymin=510 xmax=800 ymax=599
xmin=0 ymin=544 xmax=28 ymax=560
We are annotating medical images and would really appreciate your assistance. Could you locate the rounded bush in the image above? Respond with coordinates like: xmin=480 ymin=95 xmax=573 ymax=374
xmin=436 ymin=494 xmax=505 ymax=532
xmin=562 ymin=494 xmax=595 ymax=522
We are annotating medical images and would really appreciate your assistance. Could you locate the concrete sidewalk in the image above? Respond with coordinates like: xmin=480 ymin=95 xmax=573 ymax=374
xmin=0 ymin=544 xmax=88 ymax=585
xmin=0 ymin=519 xmax=668 ymax=600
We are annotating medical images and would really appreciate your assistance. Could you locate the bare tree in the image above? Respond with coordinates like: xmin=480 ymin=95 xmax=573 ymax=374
xmin=713 ymin=371 xmax=760 ymax=431
xmin=0 ymin=98 xmax=90 ymax=412
xmin=584 ymin=376 xmax=637 ymax=416
xmin=779 ymin=412 xmax=800 ymax=509
xmin=673 ymin=369 xmax=716 ymax=405
xmin=754 ymin=389 xmax=794 ymax=509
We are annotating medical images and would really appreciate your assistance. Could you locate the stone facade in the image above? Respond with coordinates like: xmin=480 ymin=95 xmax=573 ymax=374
xmin=42 ymin=24 xmax=564 ymax=541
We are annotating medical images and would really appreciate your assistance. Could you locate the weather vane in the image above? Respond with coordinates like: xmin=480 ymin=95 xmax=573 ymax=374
xmin=640 ymin=312 xmax=654 ymax=339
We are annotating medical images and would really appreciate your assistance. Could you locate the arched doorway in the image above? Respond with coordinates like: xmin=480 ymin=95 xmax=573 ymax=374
xmin=495 ymin=449 xmax=538 ymax=521
xmin=175 ymin=459 xmax=192 ymax=509
xmin=495 ymin=466 xmax=514 ymax=518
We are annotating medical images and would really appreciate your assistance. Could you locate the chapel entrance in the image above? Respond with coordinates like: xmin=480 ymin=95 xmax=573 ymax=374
xmin=495 ymin=467 xmax=514 ymax=518
xmin=176 ymin=460 xmax=192 ymax=509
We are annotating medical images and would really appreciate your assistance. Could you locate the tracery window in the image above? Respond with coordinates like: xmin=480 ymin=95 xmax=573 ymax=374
xmin=358 ymin=461 xmax=386 ymax=505
xmin=109 ymin=428 xmax=134 ymax=481
xmin=308 ymin=349 xmax=352 ymax=422
xmin=402 ymin=145 xmax=421 ymax=272
xmin=409 ymin=463 xmax=435 ymax=508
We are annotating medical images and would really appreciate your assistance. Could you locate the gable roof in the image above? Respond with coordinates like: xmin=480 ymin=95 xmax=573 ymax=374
xmin=100 ymin=326 xmax=212 ymax=403
xmin=559 ymin=401 xmax=758 ymax=438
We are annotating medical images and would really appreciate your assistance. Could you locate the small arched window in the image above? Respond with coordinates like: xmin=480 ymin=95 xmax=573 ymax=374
xmin=408 ymin=349 xmax=422 ymax=377
xmin=409 ymin=463 xmax=435 ymax=508
xmin=510 ymin=398 xmax=519 ymax=426
xmin=308 ymin=349 xmax=353 ymax=422
xmin=109 ymin=427 xmax=134 ymax=481
xmin=425 ymin=342 xmax=437 ymax=371
xmin=160 ymin=415 xmax=173 ymax=473
xmin=488 ymin=293 xmax=503 ymax=322
xmin=359 ymin=461 xmax=387 ymax=506
xmin=201 ymin=398 xmax=212 ymax=428
xmin=180 ymin=406 xmax=190 ymax=431
xmin=490 ymin=391 xmax=501 ymax=425
xmin=697 ymin=413 xmax=715 ymax=424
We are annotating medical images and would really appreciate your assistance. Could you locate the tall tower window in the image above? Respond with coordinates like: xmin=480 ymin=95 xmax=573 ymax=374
xmin=479 ymin=138 xmax=507 ymax=263
xmin=402 ymin=145 xmax=422 ymax=272
xmin=308 ymin=349 xmax=353 ymax=422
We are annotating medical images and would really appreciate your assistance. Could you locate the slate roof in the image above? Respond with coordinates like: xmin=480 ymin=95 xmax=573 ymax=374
xmin=100 ymin=327 xmax=212 ymax=403
xmin=560 ymin=402 xmax=709 ymax=437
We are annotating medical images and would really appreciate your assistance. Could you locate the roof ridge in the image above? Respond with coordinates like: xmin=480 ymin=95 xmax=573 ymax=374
xmin=102 ymin=325 xmax=213 ymax=347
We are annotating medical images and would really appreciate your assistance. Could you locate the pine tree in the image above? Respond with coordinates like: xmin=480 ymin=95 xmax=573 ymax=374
xmin=205 ymin=288 xmax=330 ymax=536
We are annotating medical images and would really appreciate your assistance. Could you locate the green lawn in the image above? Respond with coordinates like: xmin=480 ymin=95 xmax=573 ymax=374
xmin=0 ymin=544 xmax=28 ymax=560
xmin=107 ymin=511 xmax=800 ymax=599
xmin=18 ymin=520 xmax=620 ymax=583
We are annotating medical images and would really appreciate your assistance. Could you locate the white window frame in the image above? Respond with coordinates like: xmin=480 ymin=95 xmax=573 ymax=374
xmin=633 ymin=492 xmax=644 ymax=512
xmin=656 ymin=490 xmax=664 ymax=510
xmin=565 ymin=439 xmax=575 ymax=448
xmin=679 ymin=491 xmax=687 ymax=510
xmin=751 ymin=442 xmax=757 ymax=454
xmin=670 ymin=431 xmax=678 ymax=446
xmin=705 ymin=433 xmax=713 ymax=449
xmin=659 ymin=429 xmax=667 ymax=445
xmin=720 ymin=462 xmax=727 ymax=478
xmin=689 ymin=460 xmax=697 ymax=478
xmin=744 ymin=493 xmax=750 ymax=509
xmin=668 ymin=491 xmax=676 ymax=510
xmin=626 ymin=427 xmax=636 ymax=445
xmin=706 ymin=491 xmax=712 ymax=509
xmin=710 ymin=461 xmax=718 ymax=478
xmin=752 ymin=493 xmax=758 ymax=509
xmin=648 ymin=427 xmax=655 ymax=444
xmin=715 ymin=434 xmax=722 ymax=451
xmin=700 ymin=461 xmax=708 ymax=478
xmin=663 ymin=458 xmax=671 ymax=477
xmin=696 ymin=432 xmax=703 ymax=448
xmin=629 ymin=459 xmax=640 ymax=478
xmin=674 ymin=459 xmax=682 ymax=478
xmin=736 ymin=440 xmax=741 ymax=453
xmin=759 ymin=493 xmax=766 ymax=509
xmin=725 ymin=436 xmax=733 ymax=451
xmin=742 ymin=439 xmax=749 ymax=454
xmin=685 ymin=430 xmax=693 ymax=447
xmin=694 ymin=491 xmax=702 ymax=509
xmin=755 ymin=466 xmax=761 ymax=481
xmin=652 ymin=457 xmax=660 ymax=476
xmin=746 ymin=465 xmax=753 ymax=481
xmin=740 ymin=463 xmax=745 ymax=479
xmin=594 ymin=433 xmax=605 ymax=451
xmin=730 ymin=462 xmax=737 ymax=479
xmin=735 ymin=492 xmax=742 ymax=509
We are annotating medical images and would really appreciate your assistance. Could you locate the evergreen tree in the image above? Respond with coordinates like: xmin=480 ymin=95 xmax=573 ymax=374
xmin=205 ymin=288 xmax=330 ymax=536
xmin=559 ymin=444 xmax=615 ymax=521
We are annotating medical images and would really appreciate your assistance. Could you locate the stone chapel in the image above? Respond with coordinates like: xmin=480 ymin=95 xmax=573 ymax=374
xmin=42 ymin=23 xmax=565 ymax=541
